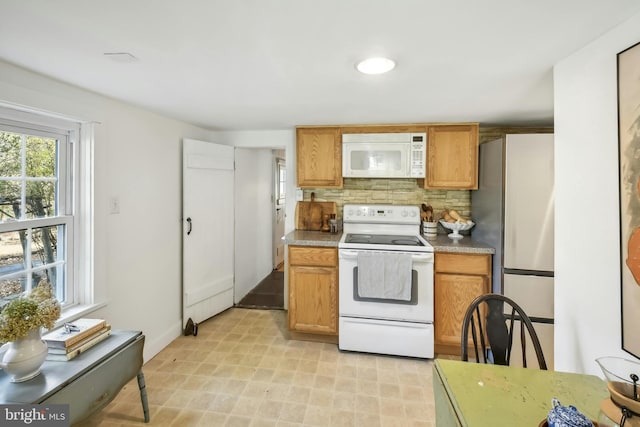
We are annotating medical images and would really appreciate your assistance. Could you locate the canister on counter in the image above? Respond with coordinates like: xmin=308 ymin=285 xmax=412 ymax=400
xmin=422 ymin=221 xmax=438 ymax=239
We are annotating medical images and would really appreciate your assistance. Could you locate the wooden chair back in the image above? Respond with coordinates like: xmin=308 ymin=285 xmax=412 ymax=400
xmin=460 ymin=293 xmax=547 ymax=370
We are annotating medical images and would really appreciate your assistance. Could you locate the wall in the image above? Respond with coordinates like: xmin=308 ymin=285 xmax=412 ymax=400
xmin=234 ymin=147 xmax=274 ymax=302
xmin=554 ymin=12 xmax=640 ymax=374
xmin=212 ymin=130 xmax=296 ymax=233
xmin=0 ymin=60 xmax=214 ymax=361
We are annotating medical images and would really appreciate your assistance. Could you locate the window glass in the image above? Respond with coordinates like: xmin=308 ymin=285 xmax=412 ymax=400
xmin=26 ymin=136 xmax=56 ymax=178
xmin=0 ymin=275 xmax=25 ymax=301
xmin=0 ymin=230 xmax=26 ymax=277
xmin=0 ymin=117 xmax=74 ymax=309
xmin=25 ymin=181 xmax=56 ymax=219
xmin=0 ymin=132 xmax=21 ymax=177
xmin=276 ymin=158 xmax=286 ymax=206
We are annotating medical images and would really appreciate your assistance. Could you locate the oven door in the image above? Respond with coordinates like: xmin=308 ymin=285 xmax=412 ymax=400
xmin=338 ymin=249 xmax=434 ymax=323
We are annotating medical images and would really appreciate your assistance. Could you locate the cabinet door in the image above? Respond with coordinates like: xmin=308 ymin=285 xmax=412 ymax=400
xmin=426 ymin=124 xmax=479 ymax=189
xmin=434 ymin=273 xmax=488 ymax=350
xmin=288 ymin=265 xmax=338 ymax=335
xmin=296 ymin=127 xmax=342 ymax=188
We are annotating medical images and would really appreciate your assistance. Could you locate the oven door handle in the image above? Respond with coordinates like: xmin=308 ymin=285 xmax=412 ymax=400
xmin=339 ymin=250 xmax=361 ymax=260
xmin=339 ymin=250 xmax=433 ymax=263
xmin=409 ymin=253 xmax=434 ymax=263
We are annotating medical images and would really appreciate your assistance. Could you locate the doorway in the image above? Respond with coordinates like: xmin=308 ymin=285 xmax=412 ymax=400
xmin=235 ymin=149 xmax=285 ymax=310
xmin=273 ymin=155 xmax=286 ymax=270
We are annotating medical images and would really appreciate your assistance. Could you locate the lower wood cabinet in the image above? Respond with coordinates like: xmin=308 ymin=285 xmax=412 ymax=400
xmin=434 ymin=252 xmax=492 ymax=356
xmin=287 ymin=246 xmax=338 ymax=336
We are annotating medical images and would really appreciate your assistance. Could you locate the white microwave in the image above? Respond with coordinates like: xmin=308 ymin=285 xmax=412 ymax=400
xmin=342 ymin=132 xmax=426 ymax=178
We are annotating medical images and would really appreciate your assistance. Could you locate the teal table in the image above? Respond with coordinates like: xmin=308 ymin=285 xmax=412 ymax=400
xmin=433 ymin=359 xmax=609 ymax=426
xmin=0 ymin=330 xmax=149 ymax=425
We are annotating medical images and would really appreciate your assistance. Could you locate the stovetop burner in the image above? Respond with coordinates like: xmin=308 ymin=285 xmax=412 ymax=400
xmin=344 ymin=234 xmax=425 ymax=247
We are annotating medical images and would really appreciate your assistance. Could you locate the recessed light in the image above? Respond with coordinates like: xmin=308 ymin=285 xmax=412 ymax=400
xmin=103 ymin=52 xmax=138 ymax=63
xmin=356 ymin=57 xmax=395 ymax=75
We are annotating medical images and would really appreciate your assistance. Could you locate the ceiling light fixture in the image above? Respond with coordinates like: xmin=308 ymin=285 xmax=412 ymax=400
xmin=356 ymin=57 xmax=396 ymax=75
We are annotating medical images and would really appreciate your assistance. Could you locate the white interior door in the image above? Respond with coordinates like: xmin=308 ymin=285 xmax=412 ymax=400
xmin=274 ymin=206 xmax=285 ymax=267
xmin=183 ymin=139 xmax=234 ymax=329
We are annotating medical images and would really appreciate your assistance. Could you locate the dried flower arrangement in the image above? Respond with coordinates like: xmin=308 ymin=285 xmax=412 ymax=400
xmin=0 ymin=279 xmax=61 ymax=343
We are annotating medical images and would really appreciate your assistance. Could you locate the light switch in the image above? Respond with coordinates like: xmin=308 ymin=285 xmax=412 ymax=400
xmin=109 ymin=197 xmax=120 ymax=214
xmin=295 ymin=189 xmax=303 ymax=201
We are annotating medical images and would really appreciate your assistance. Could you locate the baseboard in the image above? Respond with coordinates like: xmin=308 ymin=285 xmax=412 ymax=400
xmin=141 ymin=320 xmax=182 ymax=363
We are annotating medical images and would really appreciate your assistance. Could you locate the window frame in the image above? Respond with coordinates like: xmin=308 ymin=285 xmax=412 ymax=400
xmin=275 ymin=157 xmax=286 ymax=207
xmin=0 ymin=105 xmax=94 ymax=320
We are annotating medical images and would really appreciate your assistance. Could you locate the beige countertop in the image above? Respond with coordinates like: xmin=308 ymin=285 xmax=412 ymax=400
xmin=283 ymin=230 xmax=495 ymax=254
xmin=426 ymin=234 xmax=495 ymax=254
xmin=283 ymin=230 xmax=343 ymax=247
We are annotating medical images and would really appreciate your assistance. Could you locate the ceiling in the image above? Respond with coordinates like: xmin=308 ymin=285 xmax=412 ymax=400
xmin=2 ymin=1 xmax=640 ymax=131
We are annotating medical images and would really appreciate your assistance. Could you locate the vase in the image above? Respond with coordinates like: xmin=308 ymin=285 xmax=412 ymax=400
xmin=0 ymin=328 xmax=48 ymax=382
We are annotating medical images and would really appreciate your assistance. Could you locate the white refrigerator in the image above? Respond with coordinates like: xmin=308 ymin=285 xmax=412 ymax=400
xmin=471 ymin=133 xmax=555 ymax=368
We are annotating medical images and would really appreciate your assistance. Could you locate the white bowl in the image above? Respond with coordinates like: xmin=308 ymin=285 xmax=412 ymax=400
xmin=439 ymin=219 xmax=475 ymax=239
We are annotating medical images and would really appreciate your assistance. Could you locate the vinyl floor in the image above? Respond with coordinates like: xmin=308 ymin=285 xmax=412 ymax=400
xmin=76 ymin=308 xmax=436 ymax=427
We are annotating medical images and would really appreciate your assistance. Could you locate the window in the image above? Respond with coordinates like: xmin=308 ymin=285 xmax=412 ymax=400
xmin=275 ymin=158 xmax=286 ymax=206
xmin=0 ymin=107 xmax=91 ymax=315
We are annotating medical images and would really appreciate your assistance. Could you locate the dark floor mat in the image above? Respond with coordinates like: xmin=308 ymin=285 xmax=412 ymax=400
xmin=236 ymin=270 xmax=284 ymax=309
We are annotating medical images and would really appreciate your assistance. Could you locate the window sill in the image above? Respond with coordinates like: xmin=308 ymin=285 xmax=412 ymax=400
xmin=54 ymin=302 xmax=107 ymax=328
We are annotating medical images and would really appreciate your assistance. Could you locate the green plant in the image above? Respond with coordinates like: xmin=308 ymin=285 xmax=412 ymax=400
xmin=0 ymin=280 xmax=61 ymax=342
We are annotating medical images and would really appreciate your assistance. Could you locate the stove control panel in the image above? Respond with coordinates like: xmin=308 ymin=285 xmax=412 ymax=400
xmin=343 ymin=204 xmax=420 ymax=224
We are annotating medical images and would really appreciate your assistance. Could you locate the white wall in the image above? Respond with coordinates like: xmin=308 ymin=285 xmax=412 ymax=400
xmin=213 ymin=130 xmax=296 ymax=233
xmin=554 ymin=12 xmax=640 ymax=374
xmin=0 ymin=60 xmax=214 ymax=361
xmin=234 ymin=147 xmax=274 ymax=302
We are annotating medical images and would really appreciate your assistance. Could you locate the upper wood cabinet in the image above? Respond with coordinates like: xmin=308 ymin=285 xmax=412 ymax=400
xmin=296 ymin=127 xmax=342 ymax=188
xmin=426 ymin=124 xmax=479 ymax=190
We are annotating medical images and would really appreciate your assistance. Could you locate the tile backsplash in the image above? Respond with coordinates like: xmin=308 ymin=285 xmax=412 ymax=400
xmin=302 ymin=178 xmax=471 ymax=221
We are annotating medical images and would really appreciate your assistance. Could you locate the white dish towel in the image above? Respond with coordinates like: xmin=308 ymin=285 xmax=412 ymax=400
xmin=357 ymin=251 xmax=412 ymax=301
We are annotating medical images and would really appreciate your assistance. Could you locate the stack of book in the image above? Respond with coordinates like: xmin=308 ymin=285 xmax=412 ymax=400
xmin=43 ymin=318 xmax=111 ymax=361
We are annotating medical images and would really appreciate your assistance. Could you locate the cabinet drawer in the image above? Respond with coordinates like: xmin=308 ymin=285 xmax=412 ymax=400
xmin=435 ymin=253 xmax=491 ymax=276
xmin=289 ymin=246 xmax=337 ymax=267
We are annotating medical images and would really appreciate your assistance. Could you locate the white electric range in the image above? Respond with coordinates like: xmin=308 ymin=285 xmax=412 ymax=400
xmin=338 ymin=204 xmax=434 ymax=358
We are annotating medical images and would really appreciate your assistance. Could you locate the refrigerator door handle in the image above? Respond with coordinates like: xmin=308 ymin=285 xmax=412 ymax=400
xmin=503 ymin=268 xmax=554 ymax=277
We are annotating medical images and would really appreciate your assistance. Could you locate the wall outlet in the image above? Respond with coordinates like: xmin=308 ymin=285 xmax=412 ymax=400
xmin=295 ymin=188 xmax=303 ymax=201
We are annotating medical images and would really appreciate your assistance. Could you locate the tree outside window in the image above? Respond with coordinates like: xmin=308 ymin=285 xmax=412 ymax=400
xmin=0 ymin=129 xmax=67 ymax=307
